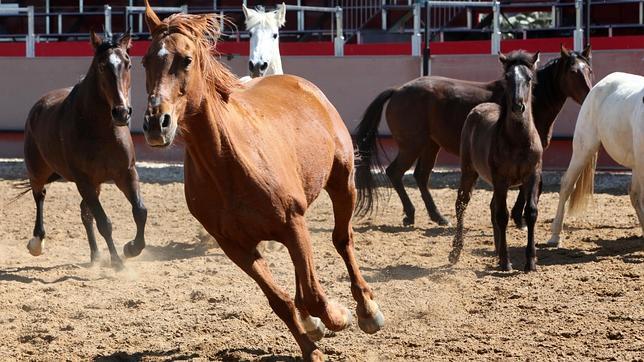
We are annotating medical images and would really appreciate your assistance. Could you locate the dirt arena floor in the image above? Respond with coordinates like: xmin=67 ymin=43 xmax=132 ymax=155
xmin=0 ymin=160 xmax=642 ymax=361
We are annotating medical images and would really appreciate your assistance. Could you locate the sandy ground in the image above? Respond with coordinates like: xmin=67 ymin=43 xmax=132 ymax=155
xmin=0 ymin=160 xmax=642 ymax=361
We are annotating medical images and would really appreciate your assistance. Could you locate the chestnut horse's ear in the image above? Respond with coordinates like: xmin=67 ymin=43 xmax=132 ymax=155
xmin=144 ymin=0 xmax=162 ymax=32
xmin=532 ymin=51 xmax=540 ymax=68
xmin=560 ymin=43 xmax=571 ymax=57
xmin=90 ymin=29 xmax=103 ymax=50
xmin=582 ymin=44 xmax=592 ymax=60
xmin=118 ymin=30 xmax=133 ymax=50
xmin=498 ymin=52 xmax=508 ymax=65
xmin=275 ymin=3 xmax=287 ymax=27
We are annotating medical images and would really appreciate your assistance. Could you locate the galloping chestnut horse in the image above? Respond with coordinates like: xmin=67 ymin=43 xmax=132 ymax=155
xmin=355 ymin=45 xmax=592 ymax=228
xmin=449 ymin=51 xmax=542 ymax=272
xmin=23 ymin=31 xmax=146 ymax=270
xmin=140 ymin=3 xmax=383 ymax=360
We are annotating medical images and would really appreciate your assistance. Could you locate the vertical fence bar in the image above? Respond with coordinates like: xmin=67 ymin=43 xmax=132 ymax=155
xmin=639 ymin=1 xmax=643 ymax=25
xmin=411 ymin=1 xmax=421 ymax=56
xmin=79 ymin=0 xmax=83 ymax=13
xmin=138 ymin=13 xmax=143 ymax=34
xmin=551 ymin=5 xmax=556 ymax=28
xmin=104 ymin=5 xmax=112 ymax=36
xmin=45 ymin=0 xmax=50 ymax=34
xmin=297 ymin=0 xmax=304 ymax=31
xmin=381 ymin=0 xmax=387 ymax=30
xmin=27 ymin=6 xmax=35 ymax=57
xmin=334 ymin=7 xmax=344 ymax=56
xmin=574 ymin=0 xmax=583 ymax=51
xmin=57 ymin=13 xmax=62 ymax=34
xmin=467 ymin=7 xmax=472 ymax=29
xmin=491 ymin=0 xmax=501 ymax=54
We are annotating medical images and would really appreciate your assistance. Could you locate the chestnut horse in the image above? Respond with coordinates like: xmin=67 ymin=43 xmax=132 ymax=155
xmin=23 ymin=31 xmax=146 ymax=270
xmin=140 ymin=3 xmax=383 ymax=360
xmin=355 ymin=45 xmax=592 ymax=228
xmin=448 ymin=51 xmax=542 ymax=272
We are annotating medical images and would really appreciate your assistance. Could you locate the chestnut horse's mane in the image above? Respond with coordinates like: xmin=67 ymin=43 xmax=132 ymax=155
xmin=152 ymin=13 xmax=240 ymax=102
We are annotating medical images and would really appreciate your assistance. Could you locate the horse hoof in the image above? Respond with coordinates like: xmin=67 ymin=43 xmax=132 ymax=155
xmin=448 ymin=249 xmax=461 ymax=265
xmin=524 ymin=262 xmax=537 ymax=273
xmin=499 ymin=262 xmax=513 ymax=272
xmin=27 ymin=237 xmax=44 ymax=256
xmin=305 ymin=349 xmax=325 ymax=362
xmin=301 ymin=316 xmax=326 ymax=342
xmin=111 ymin=258 xmax=125 ymax=272
xmin=123 ymin=241 xmax=143 ymax=258
xmin=546 ymin=235 xmax=560 ymax=247
xmin=433 ymin=216 xmax=451 ymax=226
xmin=357 ymin=300 xmax=385 ymax=334
xmin=402 ymin=216 xmax=414 ymax=226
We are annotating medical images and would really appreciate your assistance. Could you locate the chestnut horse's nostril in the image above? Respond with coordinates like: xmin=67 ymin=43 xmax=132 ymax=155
xmin=161 ymin=114 xmax=171 ymax=129
xmin=260 ymin=62 xmax=268 ymax=71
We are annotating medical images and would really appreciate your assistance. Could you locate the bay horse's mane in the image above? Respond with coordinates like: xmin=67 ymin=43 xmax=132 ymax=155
xmin=94 ymin=33 xmax=124 ymax=55
xmin=151 ymin=13 xmax=240 ymax=102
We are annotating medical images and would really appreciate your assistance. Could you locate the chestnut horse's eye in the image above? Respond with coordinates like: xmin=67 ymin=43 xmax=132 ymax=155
xmin=183 ymin=56 xmax=193 ymax=68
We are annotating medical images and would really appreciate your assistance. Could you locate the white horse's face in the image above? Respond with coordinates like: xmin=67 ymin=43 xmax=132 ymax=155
xmin=243 ymin=4 xmax=286 ymax=78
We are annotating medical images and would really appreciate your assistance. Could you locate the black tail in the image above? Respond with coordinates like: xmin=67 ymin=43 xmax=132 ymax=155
xmin=353 ymin=88 xmax=396 ymax=217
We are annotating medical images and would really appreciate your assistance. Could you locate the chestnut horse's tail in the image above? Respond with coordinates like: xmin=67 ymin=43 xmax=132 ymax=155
xmin=354 ymin=88 xmax=396 ymax=217
xmin=568 ymin=152 xmax=597 ymax=216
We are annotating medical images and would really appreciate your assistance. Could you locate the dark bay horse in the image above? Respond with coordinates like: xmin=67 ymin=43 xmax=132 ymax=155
xmin=449 ymin=51 xmax=542 ymax=272
xmin=23 ymin=31 xmax=146 ymax=270
xmin=140 ymin=3 xmax=383 ymax=360
xmin=355 ymin=45 xmax=592 ymax=227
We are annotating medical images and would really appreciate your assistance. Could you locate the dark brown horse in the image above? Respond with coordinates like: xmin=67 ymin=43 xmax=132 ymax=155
xmin=140 ymin=2 xmax=383 ymax=360
xmin=449 ymin=51 xmax=542 ymax=272
xmin=23 ymin=31 xmax=146 ymax=270
xmin=355 ymin=45 xmax=592 ymax=228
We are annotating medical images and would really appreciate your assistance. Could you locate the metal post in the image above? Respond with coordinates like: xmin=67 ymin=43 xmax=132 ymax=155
xmin=640 ymin=1 xmax=643 ymax=25
xmin=58 ymin=13 xmax=62 ymax=34
xmin=139 ymin=13 xmax=143 ymax=34
xmin=411 ymin=1 xmax=421 ymax=56
xmin=79 ymin=0 xmax=83 ymax=13
xmin=467 ymin=8 xmax=472 ymax=29
xmin=297 ymin=0 xmax=304 ymax=32
xmin=491 ymin=0 xmax=501 ymax=54
xmin=423 ymin=1 xmax=431 ymax=76
xmin=104 ymin=5 xmax=112 ymax=36
xmin=27 ymin=6 xmax=35 ymax=57
xmin=45 ymin=0 xmax=50 ymax=34
xmin=334 ymin=7 xmax=344 ymax=56
xmin=551 ymin=5 xmax=556 ymax=28
xmin=180 ymin=5 xmax=188 ymax=14
xmin=585 ymin=0 xmax=591 ymax=46
xmin=381 ymin=0 xmax=387 ymax=30
xmin=574 ymin=0 xmax=583 ymax=51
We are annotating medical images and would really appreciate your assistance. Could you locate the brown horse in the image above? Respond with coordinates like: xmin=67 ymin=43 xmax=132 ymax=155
xmin=140 ymin=3 xmax=383 ymax=360
xmin=355 ymin=45 xmax=592 ymax=228
xmin=448 ymin=51 xmax=542 ymax=272
xmin=23 ymin=31 xmax=146 ymax=270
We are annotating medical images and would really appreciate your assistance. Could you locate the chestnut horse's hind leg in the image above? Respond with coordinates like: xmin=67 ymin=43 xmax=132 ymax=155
xmin=80 ymin=198 xmax=100 ymax=263
xmin=415 ymin=143 xmax=450 ymax=226
xmin=325 ymin=172 xmax=384 ymax=334
xmin=522 ymin=172 xmax=541 ymax=272
xmin=386 ymin=147 xmax=420 ymax=226
xmin=218 ymin=240 xmax=323 ymax=361
xmin=286 ymin=217 xmax=352 ymax=333
xmin=115 ymin=169 xmax=147 ymax=258
xmin=75 ymin=179 xmax=124 ymax=270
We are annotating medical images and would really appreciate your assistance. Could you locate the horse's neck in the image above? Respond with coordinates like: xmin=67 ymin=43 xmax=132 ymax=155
xmin=75 ymin=71 xmax=111 ymax=127
xmin=499 ymin=100 xmax=536 ymax=141
xmin=533 ymin=61 xmax=567 ymax=146
xmin=266 ymin=45 xmax=283 ymax=75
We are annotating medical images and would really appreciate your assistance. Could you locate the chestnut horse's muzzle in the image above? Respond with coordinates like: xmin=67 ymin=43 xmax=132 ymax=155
xmin=143 ymin=112 xmax=172 ymax=147
xmin=111 ymin=106 xmax=132 ymax=127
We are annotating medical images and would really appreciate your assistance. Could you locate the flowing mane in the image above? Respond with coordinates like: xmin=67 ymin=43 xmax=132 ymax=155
xmin=151 ymin=13 xmax=240 ymax=102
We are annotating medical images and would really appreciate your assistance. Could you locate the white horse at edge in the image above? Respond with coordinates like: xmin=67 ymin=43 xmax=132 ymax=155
xmin=240 ymin=3 xmax=286 ymax=82
xmin=547 ymin=71 xmax=644 ymax=246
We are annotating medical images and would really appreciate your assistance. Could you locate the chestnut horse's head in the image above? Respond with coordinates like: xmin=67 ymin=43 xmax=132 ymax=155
xmin=90 ymin=30 xmax=133 ymax=126
xmin=558 ymin=44 xmax=593 ymax=104
xmin=499 ymin=50 xmax=540 ymax=115
xmin=141 ymin=1 xmax=238 ymax=147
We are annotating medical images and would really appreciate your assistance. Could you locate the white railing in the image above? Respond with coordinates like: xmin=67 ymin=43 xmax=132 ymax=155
xmin=124 ymin=5 xmax=188 ymax=35
xmin=0 ymin=4 xmax=35 ymax=58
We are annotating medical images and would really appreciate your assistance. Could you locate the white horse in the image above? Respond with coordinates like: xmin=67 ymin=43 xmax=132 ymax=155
xmin=547 ymin=72 xmax=644 ymax=246
xmin=242 ymin=3 xmax=285 ymax=79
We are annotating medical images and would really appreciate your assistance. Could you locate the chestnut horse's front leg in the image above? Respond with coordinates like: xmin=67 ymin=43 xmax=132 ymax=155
xmin=217 ymin=238 xmax=323 ymax=362
xmin=115 ymin=168 xmax=147 ymax=258
xmin=522 ymin=172 xmax=541 ymax=272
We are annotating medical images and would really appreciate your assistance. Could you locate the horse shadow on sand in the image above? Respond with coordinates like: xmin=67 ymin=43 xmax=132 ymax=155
xmin=0 ymin=263 xmax=97 ymax=284
xmin=94 ymin=347 xmax=297 ymax=362
xmin=138 ymin=240 xmax=223 ymax=262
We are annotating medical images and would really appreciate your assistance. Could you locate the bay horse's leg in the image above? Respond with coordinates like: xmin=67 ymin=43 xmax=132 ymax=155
xmin=511 ymin=189 xmax=527 ymax=230
xmin=115 ymin=169 xmax=147 ymax=258
xmin=490 ymin=196 xmax=500 ymax=254
xmin=75 ymin=180 xmax=124 ymax=270
xmin=80 ymin=198 xmax=100 ymax=263
xmin=414 ymin=142 xmax=450 ymax=226
xmin=325 ymin=174 xmax=384 ymax=335
xmin=492 ymin=183 xmax=512 ymax=271
xmin=448 ymin=166 xmax=478 ymax=264
xmin=286 ymin=217 xmax=352 ymax=332
xmin=218 ymin=240 xmax=323 ymax=361
xmin=522 ymin=172 xmax=541 ymax=272
xmin=386 ymin=147 xmax=421 ymax=226
xmin=27 ymin=185 xmax=47 ymax=256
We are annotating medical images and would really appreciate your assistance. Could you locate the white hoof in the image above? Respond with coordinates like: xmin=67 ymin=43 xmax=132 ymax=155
xmin=546 ymin=235 xmax=560 ymax=247
xmin=301 ymin=315 xmax=326 ymax=342
xmin=27 ymin=237 xmax=44 ymax=256
xmin=357 ymin=300 xmax=385 ymax=334
xmin=329 ymin=300 xmax=352 ymax=331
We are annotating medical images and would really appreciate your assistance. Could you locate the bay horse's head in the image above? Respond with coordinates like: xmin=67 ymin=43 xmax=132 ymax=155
xmin=243 ymin=3 xmax=286 ymax=77
xmin=90 ymin=30 xmax=133 ymax=126
xmin=499 ymin=50 xmax=540 ymax=114
xmin=141 ymin=0 xmax=239 ymax=147
xmin=558 ymin=44 xmax=593 ymax=104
